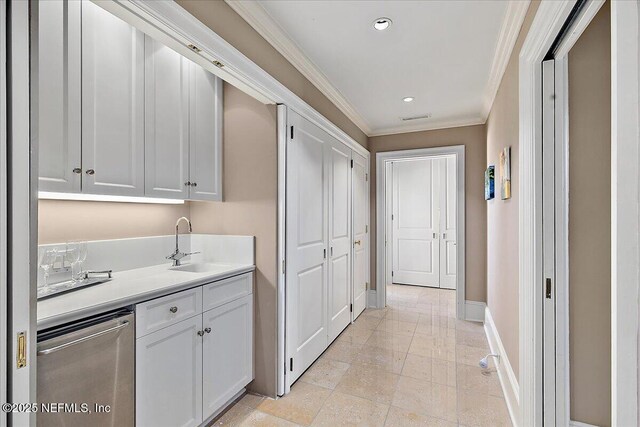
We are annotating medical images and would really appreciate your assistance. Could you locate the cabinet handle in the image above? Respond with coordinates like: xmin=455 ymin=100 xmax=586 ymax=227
xmin=169 ymin=306 xmax=178 ymax=313
xmin=86 ymin=169 xmax=95 ymax=175
xmin=73 ymin=168 xmax=82 ymax=174
xmin=204 ymin=327 xmax=211 ymax=334
xmin=197 ymin=330 xmax=205 ymax=337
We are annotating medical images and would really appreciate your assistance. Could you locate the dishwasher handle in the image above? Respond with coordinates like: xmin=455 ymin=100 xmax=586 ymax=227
xmin=37 ymin=320 xmax=130 ymax=355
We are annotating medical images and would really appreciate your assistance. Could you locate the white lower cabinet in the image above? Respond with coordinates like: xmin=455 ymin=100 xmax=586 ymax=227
xmin=203 ymin=295 xmax=253 ymax=416
xmin=136 ymin=273 xmax=253 ymax=427
xmin=136 ymin=315 xmax=203 ymax=427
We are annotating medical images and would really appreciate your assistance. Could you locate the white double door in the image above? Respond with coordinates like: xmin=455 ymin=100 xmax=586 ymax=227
xmin=286 ymin=110 xmax=367 ymax=385
xmin=391 ymin=157 xmax=457 ymax=289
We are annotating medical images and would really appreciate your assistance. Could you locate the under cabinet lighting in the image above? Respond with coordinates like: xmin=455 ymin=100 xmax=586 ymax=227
xmin=38 ymin=192 xmax=185 ymax=205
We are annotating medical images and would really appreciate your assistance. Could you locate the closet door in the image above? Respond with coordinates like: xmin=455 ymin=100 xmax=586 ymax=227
xmin=285 ymin=110 xmax=328 ymax=384
xmin=392 ymin=159 xmax=440 ymax=287
xmin=189 ymin=63 xmax=223 ymax=201
xmin=439 ymin=156 xmax=457 ymax=289
xmin=144 ymin=36 xmax=190 ymax=199
xmin=82 ymin=1 xmax=145 ymax=196
xmin=351 ymin=152 xmax=368 ymax=319
xmin=327 ymin=141 xmax=351 ymax=342
xmin=36 ymin=0 xmax=81 ymax=193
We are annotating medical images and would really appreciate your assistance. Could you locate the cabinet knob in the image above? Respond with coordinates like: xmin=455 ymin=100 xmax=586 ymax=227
xmin=73 ymin=168 xmax=82 ymax=174
xmin=86 ymin=169 xmax=95 ymax=175
xmin=185 ymin=181 xmax=191 ymax=186
xmin=197 ymin=330 xmax=205 ymax=337
xmin=169 ymin=306 xmax=178 ymax=313
xmin=191 ymin=182 xmax=197 ymax=187
xmin=204 ymin=327 xmax=211 ymax=334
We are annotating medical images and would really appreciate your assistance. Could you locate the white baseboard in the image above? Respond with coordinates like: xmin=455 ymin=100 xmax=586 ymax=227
xmin=464 ymin=301 xmax=486 ymax=322
xmin=367 ymin=290 xmax=378 ymax=308
xmin=569 ymin=421 xmax=598 ymax=427
xmin=484 ymin=307 xmax=520 ymax=427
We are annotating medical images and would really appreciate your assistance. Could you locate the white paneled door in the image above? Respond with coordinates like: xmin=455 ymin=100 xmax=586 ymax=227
xmin=392 ymin=159 xmax=440 ymax=287
xmin=286 ymin=110 xmax=329 ymax=384
xmin=352 ymin=152 xmax=368 ymax=319
xmin=391 ymin=157 xmax=457 ymax=288
xmin=82 ymin=1 xmax=145 ymax=196
xmin=328 ymin=141 xmax=351 ymax=342
xmin=439 ymin=156 xmax=457 ymax=289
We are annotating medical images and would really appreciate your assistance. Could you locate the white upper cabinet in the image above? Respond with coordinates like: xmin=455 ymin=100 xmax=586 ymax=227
xmin=81 ymin=1 xmax=145 ymax=196
xmin=144 ymin=36 xmax=190 ymax=199
xmin=36 ymin=1 xmax=223 ymax=200
xmin=36 ymin=0 xmax=81 ymax=193
xmin=189 ymin=63 xmax=223 ymax=201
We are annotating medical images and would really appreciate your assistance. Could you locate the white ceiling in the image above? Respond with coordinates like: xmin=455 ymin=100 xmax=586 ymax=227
xmin=227 ymin=1 xmax=529 ymax=136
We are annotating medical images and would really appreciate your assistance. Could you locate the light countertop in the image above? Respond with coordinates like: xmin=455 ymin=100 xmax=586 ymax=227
xmin=37 ymin=262 xmax=255 ymax=330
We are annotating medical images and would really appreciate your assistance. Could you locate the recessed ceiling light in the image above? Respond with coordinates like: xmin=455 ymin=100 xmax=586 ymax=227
xmin=373 ymin=18 xmax=392 ymax=31
xmin=403 ymin=97 xmax=415 ymax=103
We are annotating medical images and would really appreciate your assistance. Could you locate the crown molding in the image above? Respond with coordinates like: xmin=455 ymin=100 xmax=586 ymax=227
xmin=481 ymin=0 xmax=531 ymax=120
xmin=369 ymin=116 xmax=485 ymax=138
xmin=225 ymin=0 xmax=372 ymax=135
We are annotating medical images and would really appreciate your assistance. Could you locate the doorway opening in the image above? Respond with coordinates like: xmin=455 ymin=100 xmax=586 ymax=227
xmin=376 ymin=146 xmax=465 ymax=319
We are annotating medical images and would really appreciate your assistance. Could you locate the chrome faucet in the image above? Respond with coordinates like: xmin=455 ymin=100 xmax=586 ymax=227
xmin=166 ymin=217 xmax=200 ymax=267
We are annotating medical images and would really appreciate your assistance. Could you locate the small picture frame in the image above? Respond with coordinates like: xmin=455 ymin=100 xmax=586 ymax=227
xmin=485 ymin=165 xmax=495 ymax=200
xmin=500 ymin=147 xmax=511 ymax=200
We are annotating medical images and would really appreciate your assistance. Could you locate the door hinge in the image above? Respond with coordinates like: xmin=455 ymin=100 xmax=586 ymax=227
xmin=366 ymin=281 xmax=369 ymax=290
xmin=545 ymin=278 xmax=552 ymax=299
xmin=282 ymin=259 xmax=285 ymax=273
xmin=350 ymin=304 xmax=353 ymax=312
xmin=391 ymin=214 xmax=394 ymax=221
xmin=351 ymin=159 xmax=354 ymax=168
xmin=290 ymin=358 xmax=294 ymax=371
xmin=365 ymin=225 xmax=368 ymax=233
xmin=365 ymin=173 xmax=368 ymax=182
xmin=290 ymin=126 xmax=294 ymax=140
xmin=391 ymin=271 xmax=394 ymax=277
xmin=17 ymin=331 xmax=27 ymax=369
xmin=323 ymin=249 xmax=326 ymax=259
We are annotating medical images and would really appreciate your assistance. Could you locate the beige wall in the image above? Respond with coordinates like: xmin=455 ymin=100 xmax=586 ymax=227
xmin=175 ymin=0 xmax=368 ymax=149
xmin=568 ymin=3 xmax=611 ymax=425
xmin=38 ymin=200 xmax=189 ymax=244
xmin=190 ymin=83 xmax=279 ymax=398
xmin=368 ymin=125 xmax=487 ymax=302
xmin=485 ymin=0 xmax=540 ymax=378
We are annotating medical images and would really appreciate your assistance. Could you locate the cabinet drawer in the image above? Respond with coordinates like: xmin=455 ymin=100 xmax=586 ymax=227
xmin=202 ymin=273 xmax=253 ymax=312
xmin=136 ymin=287 xmax=202 ymax=337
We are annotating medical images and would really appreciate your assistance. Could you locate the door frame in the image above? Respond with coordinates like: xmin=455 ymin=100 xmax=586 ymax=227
xmin=518 ymin=0 xmax=623 ymax=424
xmin=375 ymin=146 xmax=465 ymax=319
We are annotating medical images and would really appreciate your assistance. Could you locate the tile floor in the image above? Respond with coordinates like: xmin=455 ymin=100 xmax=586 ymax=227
xmin=211 ymin=284 xmax=512 ymax=427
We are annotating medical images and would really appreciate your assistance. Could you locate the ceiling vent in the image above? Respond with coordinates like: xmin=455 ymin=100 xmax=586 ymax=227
xmin=400 ymin=113 xmax=432 ymax=121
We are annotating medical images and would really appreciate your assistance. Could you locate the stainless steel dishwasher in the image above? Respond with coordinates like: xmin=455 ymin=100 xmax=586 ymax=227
xmin=37 ymin=308 xmax=135 ymax=427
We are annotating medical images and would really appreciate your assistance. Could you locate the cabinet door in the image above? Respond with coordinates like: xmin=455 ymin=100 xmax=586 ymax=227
xmin=202 ymin=295 xmax=253 ymax=417
xmin=144 ymin=36 xmax=190 ymax=199
xmin=81 ymin=1 xmax=144 ymax=196
xmin=328 ymin=141 xmax=351 ymax=342
xmin=189 ymin=62 xmax=222 ymax=201
xmin=136 ymin=315 xmax=203 ymax=427
xmin=35 ymin=0 xmax=81 ymax=193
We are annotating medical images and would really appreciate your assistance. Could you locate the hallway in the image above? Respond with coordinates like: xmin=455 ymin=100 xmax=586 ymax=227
xmin=213 ymin=285 xmax=511 ymax=426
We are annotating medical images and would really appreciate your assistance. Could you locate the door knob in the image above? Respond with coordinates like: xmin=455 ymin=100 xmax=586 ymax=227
xmin=354 ymin=240 xmax=361 ymax=246
xmin=72 ymin=167 xmax=82 ymax=174
xmin=191 ymin=182 xmax=197 ymax=187
xmin=204 ymin=327 xmax=211 ymax=334
xmin=85 ymin=169 xmax=95 ymax=175
xmin=197 ymin=330 xmax=205 ymax=337
xmin=185 ymin=181 xmax=191 ymax=186
xmin=169 ymin=306 xmax=178 ymax=313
